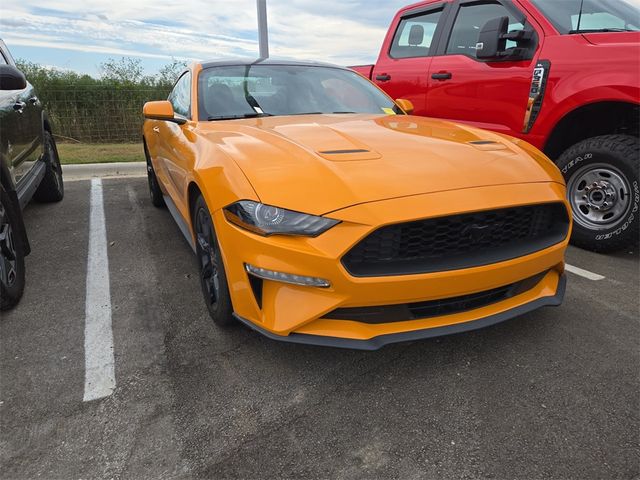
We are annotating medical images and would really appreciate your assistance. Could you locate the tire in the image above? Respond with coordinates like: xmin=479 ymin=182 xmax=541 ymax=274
xmin=0 ymin=185 xmax=26 ymax=311
xmin=558 ymin=134 xmax=639 ymax=253
xmin=192 ymin=194 xmax=234 ymax=326
xmin=33 ymin=131 xmax=64 ymax=203
xmin=144 ymin=141 xmax=165 ymax=208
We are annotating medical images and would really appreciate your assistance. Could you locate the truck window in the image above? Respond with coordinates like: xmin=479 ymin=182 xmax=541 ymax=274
xmin=530 ymin=0 xmax=639 ymax=34
xmin=389 ymin=9 xmax=443 ymax=59
xmin=446 ymin=2 xmax=523 ymax=58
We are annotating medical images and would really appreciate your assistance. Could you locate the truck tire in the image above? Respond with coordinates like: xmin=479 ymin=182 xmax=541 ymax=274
xmin=558 ymin=135 xmax=639 ymax=253
xmin=0 ymin=185 xmax=26 ymax=311
xmin=34 ymin=131 xmax=64 ymax=203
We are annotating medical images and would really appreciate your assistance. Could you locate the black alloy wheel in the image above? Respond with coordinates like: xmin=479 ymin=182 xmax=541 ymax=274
xmin=193 ymin=195 xmax=234 ymax=326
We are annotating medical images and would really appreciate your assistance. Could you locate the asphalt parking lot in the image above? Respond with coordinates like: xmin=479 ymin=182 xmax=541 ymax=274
xmin=1 ymin=176 xmax=638 ymax=479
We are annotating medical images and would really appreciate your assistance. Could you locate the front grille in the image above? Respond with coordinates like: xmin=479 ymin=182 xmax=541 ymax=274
xmin=323 ymin=272 xmax=547 ymax=324
xmin=342 ymin=203 xmax=569 ymax=277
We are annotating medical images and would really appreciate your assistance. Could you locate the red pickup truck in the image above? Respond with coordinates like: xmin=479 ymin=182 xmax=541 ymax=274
xmin=352 ymin=0 xmax=639 ymax=252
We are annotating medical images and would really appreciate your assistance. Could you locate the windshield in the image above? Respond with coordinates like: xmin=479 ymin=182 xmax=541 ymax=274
xmin=197 ymin=64 xmax=399 ymax=121
xmin=530 ymin=0 xmax=640 ymax=34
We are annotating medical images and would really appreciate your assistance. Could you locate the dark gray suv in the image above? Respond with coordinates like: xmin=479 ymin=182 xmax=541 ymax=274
xmin=0 ymin=39 xmax=64 ymax=310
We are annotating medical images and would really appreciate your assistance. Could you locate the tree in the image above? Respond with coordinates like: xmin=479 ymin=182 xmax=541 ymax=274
xmin=158 ymin=58 xmax=188 ymax=87
xmin=99 ymin=57 xmax=145 ymax=84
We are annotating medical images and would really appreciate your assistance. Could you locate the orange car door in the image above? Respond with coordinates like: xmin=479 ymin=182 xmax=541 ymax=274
xmin=162 ymin=71 xmax=195 ymax=220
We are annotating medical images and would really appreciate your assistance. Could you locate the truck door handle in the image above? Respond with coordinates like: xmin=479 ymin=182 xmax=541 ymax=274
xmin=13 ymin=101 xmax=26 ymax=113
xmin=431 ymin=72 xmax=452 ymax=80
xmin=153 ymin=126 xmax=160 ymax=133
xmin=375 ymin=74 xmax=391 ymax=82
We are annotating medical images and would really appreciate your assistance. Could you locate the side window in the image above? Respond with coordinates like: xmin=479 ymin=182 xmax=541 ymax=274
xmin=168 ymin=72 xmax=191 ymax=118
xmin=446 ymin=2 xmax=524 ymax=58
xmin=389 ymin=9 xmax=443 ymax=59
xmin=0 ymin=53 xmax=8 ymax=65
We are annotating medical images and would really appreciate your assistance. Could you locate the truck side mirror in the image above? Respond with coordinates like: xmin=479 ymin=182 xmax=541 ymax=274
xmin=476 ymin=16 xmax=509 ymax=60
xmin=0 ymin=65 xmax=27 ymax=91
xmin=477 ymin=16 xmax=534 ymax=61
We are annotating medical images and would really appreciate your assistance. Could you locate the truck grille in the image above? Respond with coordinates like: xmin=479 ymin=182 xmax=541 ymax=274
xmin=341 ymin=203 xmax=568 ymax=277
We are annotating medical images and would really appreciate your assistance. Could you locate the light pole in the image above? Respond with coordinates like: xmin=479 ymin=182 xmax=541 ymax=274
xmin=257 ymin=0 xmax=269 ymax=59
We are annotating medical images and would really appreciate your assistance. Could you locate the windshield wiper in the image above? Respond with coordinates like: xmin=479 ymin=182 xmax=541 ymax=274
xmin=569 ymin=27 xmax=634 ymax=33
xmin=331 ymin=111 xmax=357 ymax=114
xmin=207 ymin=113 xmax=273 ymax=121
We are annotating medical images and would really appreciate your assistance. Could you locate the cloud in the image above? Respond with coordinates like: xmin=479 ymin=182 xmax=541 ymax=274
xmin=1 ymin=0 xmax=407 ymax=71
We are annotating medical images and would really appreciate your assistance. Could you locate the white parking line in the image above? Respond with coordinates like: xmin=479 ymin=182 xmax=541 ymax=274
xmin=83 ymin=178 xmax=115 ymax=402
xmin=565 ymin=264 xmax=605 ymax=281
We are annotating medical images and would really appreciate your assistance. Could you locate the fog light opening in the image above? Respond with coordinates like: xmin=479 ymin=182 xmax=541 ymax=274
xmin=244 ymin=264 xmax=330 ymax=288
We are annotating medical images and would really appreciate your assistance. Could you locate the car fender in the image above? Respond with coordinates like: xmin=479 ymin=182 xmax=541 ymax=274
xmin=0 ymin=152 xmax=30 ymax=255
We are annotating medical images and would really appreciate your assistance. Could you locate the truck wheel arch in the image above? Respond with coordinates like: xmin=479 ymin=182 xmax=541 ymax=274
xmin=543 ymin=101 xmax=639 ymax=160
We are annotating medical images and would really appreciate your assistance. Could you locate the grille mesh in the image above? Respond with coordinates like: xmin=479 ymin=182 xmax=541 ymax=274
xmin=323 ymin=272 xmax=547 ymax=324
xmin=342 ymin=203 xmax=568 ymax=276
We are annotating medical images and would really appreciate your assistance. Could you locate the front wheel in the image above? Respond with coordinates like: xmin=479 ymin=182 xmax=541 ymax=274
xmin=193 ymin=194 xmax=234 ymax=327
xmin=558 ymin=135 xmax=639 ymax=253
xmin=0 ymin=186 xmax=26 ymax=311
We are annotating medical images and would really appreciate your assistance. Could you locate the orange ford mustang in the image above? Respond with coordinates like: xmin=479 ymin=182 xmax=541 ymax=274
xmin=142 ymin=59 xmax=571 ymax=350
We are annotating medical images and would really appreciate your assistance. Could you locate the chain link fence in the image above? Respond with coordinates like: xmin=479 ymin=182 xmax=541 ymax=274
xmin=43 ymin=86 xmax=171 ymax=143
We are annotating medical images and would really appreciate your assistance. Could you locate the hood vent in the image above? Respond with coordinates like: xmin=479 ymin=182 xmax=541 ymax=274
xmin=319 ymin=149 xmax=370 ymax=154
xmin=467 ymin=140 xmax=511 ymax=152
xmin=317 ymin=148 xmax=381 ymax=162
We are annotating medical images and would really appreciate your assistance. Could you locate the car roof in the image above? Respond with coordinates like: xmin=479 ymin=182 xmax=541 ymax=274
xmin=198 ymin=58 xmax=347 ymax=70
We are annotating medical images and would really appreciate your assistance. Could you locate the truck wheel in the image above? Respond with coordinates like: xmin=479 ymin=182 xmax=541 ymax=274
xmin=0 ymin=185 xmax=26 ymax=311
xmin=34 ymin=131 xmax=64 ymax=203
xmin=558 ymin=135 xmax=639 ymax=253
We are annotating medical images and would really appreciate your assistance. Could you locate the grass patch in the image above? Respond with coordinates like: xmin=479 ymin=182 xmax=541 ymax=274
xmin=57 ymin=143 xmax=144 ymax=165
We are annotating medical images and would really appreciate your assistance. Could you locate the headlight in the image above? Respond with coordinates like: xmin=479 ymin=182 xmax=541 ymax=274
xmin=223 ymin=200 xmax=340 ymax=237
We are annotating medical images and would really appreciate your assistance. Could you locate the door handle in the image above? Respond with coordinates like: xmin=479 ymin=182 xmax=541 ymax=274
xmin=13 ymin=101 xmax=26 ymax=113
xmin=28 ymin=96 xmax=38 ymax=105
xmin=431 ymin=72 xmax=452 ymax=80
xmin=375 ymin=74 xmax=391 ymax=82
xmin=153 ymin=126 xmax=160 ymax=133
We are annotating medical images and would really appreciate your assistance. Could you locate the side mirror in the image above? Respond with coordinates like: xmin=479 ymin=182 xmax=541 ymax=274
xmin=0 ymin=65 xmax=27 ymax=91
xmin=143 ymin=100 xmax=186 ymax=124
xmin=476 ymin=16 xmax=509 ymax=59
xmin=477 ymin=16 xmax=533 ymax=61
xmin=395 ymin=98 xmax=414 ymax=115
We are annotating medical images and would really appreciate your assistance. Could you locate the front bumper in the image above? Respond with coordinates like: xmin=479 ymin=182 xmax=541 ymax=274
xmin=234 ymin=273 xmax=566 ymax=350
xmin=212 ymin=182 xmax=570 ymax=348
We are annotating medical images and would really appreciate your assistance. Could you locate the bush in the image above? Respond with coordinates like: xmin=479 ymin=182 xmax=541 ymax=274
xmin=16 ymin=57 xmax=185 ymax=143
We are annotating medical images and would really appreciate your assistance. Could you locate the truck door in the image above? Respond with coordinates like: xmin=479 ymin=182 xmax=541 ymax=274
xmin=371 ymin=2 xmax=451 ymax=116
xmin=425 ymin=0 xmax=543 ymax=140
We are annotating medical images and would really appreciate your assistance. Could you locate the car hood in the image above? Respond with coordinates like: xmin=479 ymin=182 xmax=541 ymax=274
xmin=197 ymin=114 xmax=560 ymax=215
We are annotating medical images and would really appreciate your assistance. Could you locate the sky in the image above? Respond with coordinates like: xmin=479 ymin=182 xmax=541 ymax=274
xmin=1 ymin=0 xmax=408 ymax=76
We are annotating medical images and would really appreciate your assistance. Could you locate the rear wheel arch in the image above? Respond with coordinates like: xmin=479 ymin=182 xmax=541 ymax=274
xmin=0 ymin=154 xmax=15 ymax=192
xmin=42 ymin=113 xmax=52 ymax=134
xmin=41 ymin=112 xmax=52 ymax=151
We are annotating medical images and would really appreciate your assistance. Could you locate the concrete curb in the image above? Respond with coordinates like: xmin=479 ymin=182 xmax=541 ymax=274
xmin=62 ymin=162 xmax=146 ymax=180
